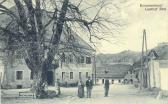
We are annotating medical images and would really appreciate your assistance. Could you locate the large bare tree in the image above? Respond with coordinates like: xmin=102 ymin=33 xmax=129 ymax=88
xmin=0 ymin=0 xmax=123 ymax=98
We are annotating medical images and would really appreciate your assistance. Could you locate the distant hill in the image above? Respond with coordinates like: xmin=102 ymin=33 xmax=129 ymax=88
xmin=96 ymin=43 xmax=168 ymax=79
xmin=96 ymin=43 xmax=168 ymax=66
xmin=96 ymin=43 xmax=168 ymax=64
xmin=96 ymin=50 xmax=141 ymax=65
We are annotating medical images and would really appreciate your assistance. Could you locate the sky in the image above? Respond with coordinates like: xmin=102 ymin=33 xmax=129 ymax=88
xmin=2 ymin=0 xmax=168 ymax=54
xmin=96 ymin=0 xmax=168 ymax=54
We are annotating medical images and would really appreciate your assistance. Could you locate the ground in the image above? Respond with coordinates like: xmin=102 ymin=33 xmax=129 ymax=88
xmin=1 ymin=84 xmax=168 ymax=104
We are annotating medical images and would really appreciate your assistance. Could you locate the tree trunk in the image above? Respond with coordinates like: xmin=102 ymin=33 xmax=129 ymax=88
xmin=25 ymin=0 xmax=70 ymax=98
xmin=32 ymin=69 xmax=48 ymax=98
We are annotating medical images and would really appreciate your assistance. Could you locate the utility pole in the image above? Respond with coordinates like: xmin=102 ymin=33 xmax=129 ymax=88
xmin=140 ymin=29 xmax=148 ymax=90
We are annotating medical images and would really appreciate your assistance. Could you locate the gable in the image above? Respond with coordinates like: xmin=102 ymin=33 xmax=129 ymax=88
xmin=147 ymin=50 xmax=159 ymax=60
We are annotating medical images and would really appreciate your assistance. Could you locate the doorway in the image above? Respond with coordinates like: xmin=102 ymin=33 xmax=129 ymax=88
xmin=102 ymin=79 xmax=104 ymax=84
xmin=47 ymin=71 xmax=54 ymax=85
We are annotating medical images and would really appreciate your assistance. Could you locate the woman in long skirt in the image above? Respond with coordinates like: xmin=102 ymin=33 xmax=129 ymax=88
xmin=78 ymin=79 xmax=84 ymax=98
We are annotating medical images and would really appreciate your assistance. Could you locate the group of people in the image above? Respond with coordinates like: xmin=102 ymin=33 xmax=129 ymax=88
xmin=77 ymin=76 xmax=92 ymax=98
xmin=55 ymin=77 xmax=110 ymax=98
xmin=78 ymin=76 xmax=110 ymax=98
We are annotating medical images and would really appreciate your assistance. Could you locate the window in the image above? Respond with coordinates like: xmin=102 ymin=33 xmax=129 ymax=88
xmin=16 ymin=71 xmax=23 ymax=80
xmin=81 ymin=56 xmax=84 ymax=63
xmin=77 ymin=57 xmax=80 ymax=63
xmin=69 ymin=55 xmax=73 ymax=63
xmin=17 ymin=85 xmax=22 ymax=89
xmin=70 ymin=72 xmax=73 ymax=79
xmin=86 ymin=72 xmax=88 ymax=78
xmin=79 ymin=72 xmax=82 ymax=78
xmin=62 ymin=72 xmax=65 ymax=79
xmin=130 ymin=71 xmax=132 ymax=74
xmin=86 ymin=57 xmax=91 ymax=64
xmin=30 ymin=71 xmax=33 ymax=80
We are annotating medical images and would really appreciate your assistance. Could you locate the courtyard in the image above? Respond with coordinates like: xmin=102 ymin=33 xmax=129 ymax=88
xmin=1 ymin=84 xmax=168 ymax=104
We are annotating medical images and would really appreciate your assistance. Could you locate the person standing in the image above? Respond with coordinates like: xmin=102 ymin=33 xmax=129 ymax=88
xmin=55 ymin=79 xmax=61 ymax=95
xmin=104 ymin=78 xmax=110 ymax=97
xmin=78 ymin=78 xmax=85 ymax=98
xmin=86 ymin=76 xmax=93 ymax=98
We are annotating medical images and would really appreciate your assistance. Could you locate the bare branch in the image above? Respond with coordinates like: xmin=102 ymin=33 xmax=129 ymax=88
xmin=14 ymin=0 xmax=28 ymax=32
xmin=23 ymin=0 xmax=38 ymax=41
xmin=43 ymin=8 xmax=58 ymax=29
xmin=0 ymin=4 xmax=19 ymax=19
xmin=35 ymin=0 xmax=43 ymax=33
xmin=0 ymin=0 xmax=124 ymax=98
xmin=77 ymin=0 xmax=83 ymax=7
xmin=0 ymin=0 xmax=7 ymax=5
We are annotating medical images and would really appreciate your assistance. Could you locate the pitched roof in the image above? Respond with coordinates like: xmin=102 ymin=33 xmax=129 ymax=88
xmin=96 ymin=63 xmax=132 ymax=78
xmin=152 ymin=44 xmax=168 ymax=60
xmin=59 ymin=27 xmax=95 ymax=52
xmin=133 ymin=46 xmax=168 ymax=70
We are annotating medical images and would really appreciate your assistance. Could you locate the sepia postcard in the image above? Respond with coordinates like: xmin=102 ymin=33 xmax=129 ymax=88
xmin=0 ymin=0 xmax=168 ymax=104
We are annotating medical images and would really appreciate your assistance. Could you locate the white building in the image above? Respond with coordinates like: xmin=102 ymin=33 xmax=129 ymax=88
xmin=136 ymin=48 xmax=168 ymax=95
xmin=0 ymin=30 xmax=95 ymax=89
xmin=0 ymin=6 xmax=96 ymax=88
xmin=55 ymin=52 xmax=95 ymax=86
xmin=148 ymin=59 xmax=168 ymax=91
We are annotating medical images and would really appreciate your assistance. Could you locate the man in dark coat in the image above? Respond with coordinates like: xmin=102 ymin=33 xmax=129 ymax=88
xmin=86 ymin=76 xmax=93 ymax=98
xmin=104 ymin=78 xmax=110 ymax=97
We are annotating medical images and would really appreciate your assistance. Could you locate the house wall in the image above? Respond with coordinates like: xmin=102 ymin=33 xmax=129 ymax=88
xmin=160 ymin=68 xmax=168 ymax=90
xmin=2 ymin=49 xmax=94 ymax=88
xmin=96 ymin=78 xmax=123 ymax=85
xmin=124 ymin=71 xmax=136 ymax=80
xmin=159 ymin=61 xmax=168 ymax=91
xmin=55 ymin=51 xmax=94 ymax=85
xmin=96 ymin=64 xmax=132 ymax=79
xmin=3 ymin=61 xmax=93 ymax=88
xmin=3 ymin=61 xmax=33 ymax=89
xmin=55 ymin=63 xmax=93 ymax=85
xmin=10 ymin=64 xmax=33 ymax=88
xmin=149 ymin=60 xmax=160 ymax=88
xmin=148 ymin=60 xmax=168 ymax=91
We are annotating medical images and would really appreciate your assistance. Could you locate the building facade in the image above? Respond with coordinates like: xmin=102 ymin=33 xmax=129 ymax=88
xmin=124 ymin=70 xmax=136 ymax=84
xmin=55 ymin=52 xmax=94 ymax=86
xmin=133 ymin=48 xmax=168 ymax=94
xmin=1 ymin=33 xmax=95 ymax=89
xmin=96 ymin=63 xmax=132 ymax=84
xmin=148 ymin=60 xmax=168 ymax=91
